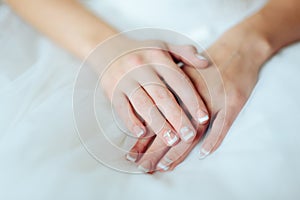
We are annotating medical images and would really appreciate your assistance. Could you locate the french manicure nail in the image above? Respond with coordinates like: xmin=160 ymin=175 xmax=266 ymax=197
xmin=133 ymin=125 xmax=145 ymax=137
xmin=126 ymin=154 xmax=137 ymax=162
xmin=197 ymin=110 xmax=209 ymax=124
xmin=198 ymin=115 xmax=209 ymax=124
xmin=199 ymin=148 xmax=210 ymax=159
xmin=196 ymin=53 xmax=207 ymax=61
xmin=138 ymin=160 xmax=151 ymax=172
xmin=157 ymin=156 xmax=172 ymax=171
xmin=164 ymin=156 xmax=173 ymax=164
xmin=157 ymin=162 xmax=169 ymax=171
xmin=180 ymin=126 xmax=195 ymax=142
xmin=177 ymin=62 xmax=184 ymax=68
xmin=163 ymin=130 xmax=179 ymax=146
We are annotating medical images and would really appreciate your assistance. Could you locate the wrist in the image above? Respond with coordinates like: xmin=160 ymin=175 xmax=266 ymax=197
xmin=81 ymin=26 xmax=118 ymax=59
xmin=231 ymin=18 xmax=275 ymax=73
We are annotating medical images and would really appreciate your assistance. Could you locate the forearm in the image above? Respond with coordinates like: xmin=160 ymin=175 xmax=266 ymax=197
xmin=247 ymin=0 xmax=300 ymax=54
xmin=5 ymin=0 xmax=117 ymax=59
xmin=220 ymin=0 xmax=300 ymax=75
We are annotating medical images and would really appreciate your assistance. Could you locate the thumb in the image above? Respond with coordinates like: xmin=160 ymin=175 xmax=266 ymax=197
xmin=167 ymin=44 xmax=209 ymax=69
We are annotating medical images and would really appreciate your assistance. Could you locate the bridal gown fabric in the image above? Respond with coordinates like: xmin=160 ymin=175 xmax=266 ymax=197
xmin=1 ymin=0 xmax=300 ymax=199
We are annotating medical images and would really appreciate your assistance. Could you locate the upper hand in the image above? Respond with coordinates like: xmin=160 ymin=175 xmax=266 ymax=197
xmin=128 ymin=24 xmax=272 ymax=172
xmin=100 ymin=38 xmax=210 ymax=151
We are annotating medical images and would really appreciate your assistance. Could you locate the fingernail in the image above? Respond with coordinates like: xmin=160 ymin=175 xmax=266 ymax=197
xmin=138 ymin=160 xmax=151 ymax=172
xmin=196 ymin=53 xmax=207 ymax=61
xmin=199 ymin=148 xmax=210 ymax=159
xmin=180 ymin=126 xmax=195 ymax=142
xmin=164 ymin=156 xmax=173 ymax=164
xmin=157 ymin=156 xmax=172 ymax=171
xmin=126 ymin=154 xmax=137 ymax=162
xmin=163 ymin=130 xmax=179 ymax=146
xmin=197 ymin=110 xmax=209 ymax=124
xmin=198 ymin=115 xmax=209 ymax=124
xmin=157 ymin=162 xmax=169 ymax=171
xmin=177 ymin=62 xmax=184 ymax=68
xmin=133 ymin=125 xmax=145 ymax=137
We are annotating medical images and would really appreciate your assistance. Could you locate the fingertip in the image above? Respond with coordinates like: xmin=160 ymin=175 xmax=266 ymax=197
xmin=197 ymin=109 xmax=210 ymax=125
xmin=126 ymin=148 xmax=139 ymax=162
xmin=133 ymin=125 xmax=146 ymax=137
xmin=195 ymin=53 xmax=209 ymax=68
xmin=126 ymin=153 xmax=137 ymax=162
xmin=198 ymin=148 xmax=210 ymax=160
xmin=179 ymin=126 xmax=196 ymax=143
xmin=137 ymin=160 xmax=152 ymax=173
xmin=162 ymin=130 xmax=179 ymax=146
xmin=157 ymin=162 xmax=170 ymax=172
xmin=157 ymin=156 xmax=173 ymax=172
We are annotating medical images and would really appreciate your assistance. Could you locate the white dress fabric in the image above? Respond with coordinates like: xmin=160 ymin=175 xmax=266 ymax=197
xmin=1 ymin=0 xmax=300 ymax=199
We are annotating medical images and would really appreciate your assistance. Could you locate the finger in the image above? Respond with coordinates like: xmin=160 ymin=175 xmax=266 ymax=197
xmin=142 ymin=76 xmax=198 ymax=143
xmin=137 ymin=135 xmax=170 ymax=173
xmin=167 ymin=44 xmax=209 ymax=69
xmin=198 ymin=110 xmax=234 ymax=159
xmin=126 ymin=126 xmax=155 ymax=163
xmin=155 ymin=63 xmax=210 ymax=126
xmin=112 ymin=93 xmax=146 ymax=138
xmin=156 ymin=124 xmax=207 ymax=171
xmin=127 ymin=85 xmax=179 ymax=147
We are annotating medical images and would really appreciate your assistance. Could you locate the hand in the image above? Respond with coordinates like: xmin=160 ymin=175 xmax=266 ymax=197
xmin=128 ymin=22 xmax=273 ymax=172
xmin=100 ymin=38 xmax=210 ymax=151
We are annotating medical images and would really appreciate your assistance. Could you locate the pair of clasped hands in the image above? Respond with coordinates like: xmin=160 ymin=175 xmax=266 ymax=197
xmin=100 ymin=25 xmax=265 ymax=173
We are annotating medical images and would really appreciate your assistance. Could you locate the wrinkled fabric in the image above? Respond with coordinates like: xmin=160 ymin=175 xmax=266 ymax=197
xmin=1 ymin=0 xmax=300 ymax=200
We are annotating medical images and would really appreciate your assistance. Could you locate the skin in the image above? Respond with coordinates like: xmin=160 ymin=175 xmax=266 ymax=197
xmin=5 ymin=0 xmax=300 ymax=172
xmin=100 ymin=40 xmax=210 ymax=147
xmin=131 ymin=0 xmax=300 ymax=172
xmin=4 ymin=1 xmax=209 ymax=151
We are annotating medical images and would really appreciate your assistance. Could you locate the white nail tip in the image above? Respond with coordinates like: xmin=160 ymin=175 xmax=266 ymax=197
xmin=168 ymin=135 xmax=178 ymax=146
xmin=164 ymin=157 xmax=173 ymax=164
xmin=196 ymin=54 xmax=207 ymax=61
xmin=184 ymin=132 xmax=194 ymax=141
xmin=136 ymin=130 xmax=144 ymax=137
xmin=157 ymin=162 xmax=169 ymax=171
xmin=177 ymin=62 xmax=184 ymax=68
xmin=199 ymin=149 xmax=210 ymax=159
xmin=138 ymin=165 xmax=149 ymax=172
xmin=163 ymin=130 xmax=178 ymax=146
xmin=126 ymin=154 xmax=136 ymax=162
xmin=198 ymin=115 xmax=209 ymax=124
xmin=180 ymin=127 xmax=194 ymax=141
xmin=133 ymin=126 xmax=144 ymax=137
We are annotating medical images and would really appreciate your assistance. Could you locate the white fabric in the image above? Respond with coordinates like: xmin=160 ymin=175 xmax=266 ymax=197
xmin=1 ymin=0 xmax=300 ymax=199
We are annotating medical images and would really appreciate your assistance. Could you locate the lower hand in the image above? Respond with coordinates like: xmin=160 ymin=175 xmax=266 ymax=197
xmin=129 ymin=22 xmax=274 ymax=172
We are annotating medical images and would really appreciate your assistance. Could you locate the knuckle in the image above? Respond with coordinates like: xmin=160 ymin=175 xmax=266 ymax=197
xmin=126 ymin=53 xmax=144 ymax=66
xmin=168 ymin=111 xmax=183 ymax=127
xmin=153 ymin=86 xmax=173 ymax=101
xmin=131 ymin=92 xmax=149 ymax=109
xmin=184 ymin=45 xmax=197 ymax=52
xmin=147 ymin=49 xmax=168 ymax=61
xmin=229 ymin=88 xmax=247 ymax=108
